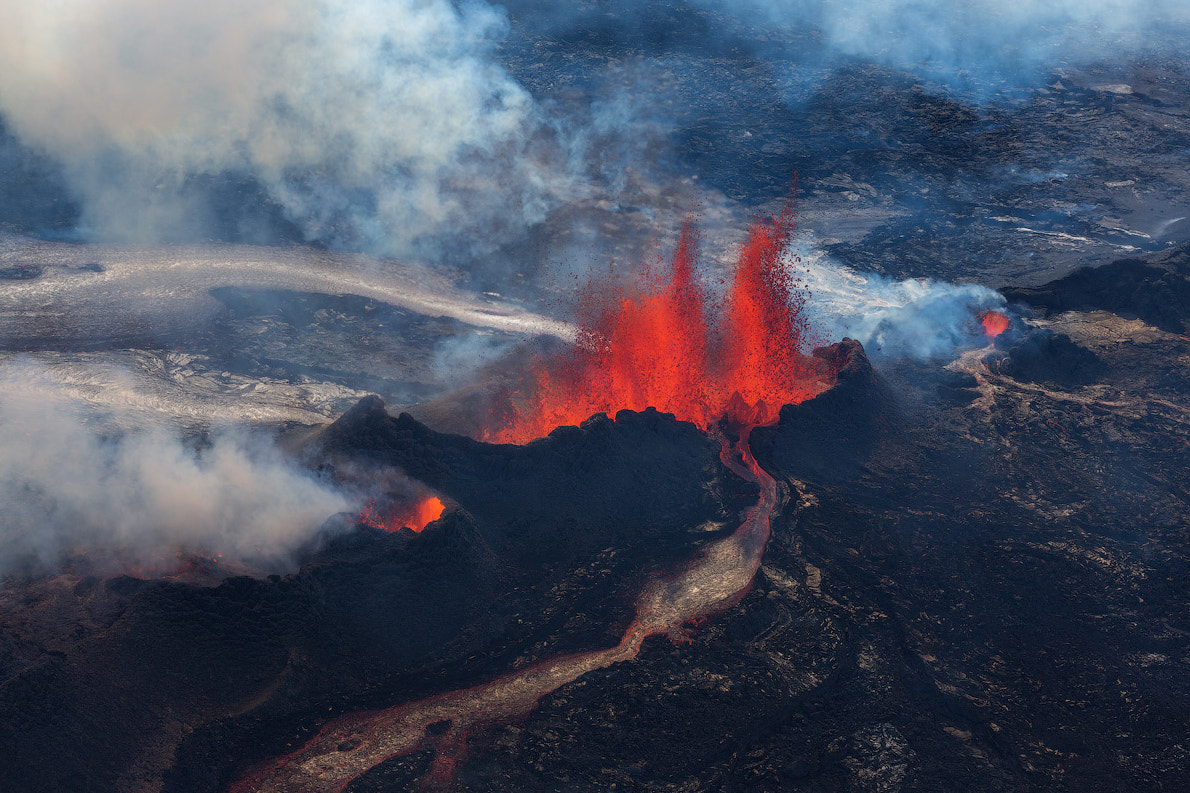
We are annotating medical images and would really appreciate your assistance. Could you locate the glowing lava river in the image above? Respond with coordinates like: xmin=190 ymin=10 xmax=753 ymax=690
xmin=231 ymin=428 xmax=776 ymax=793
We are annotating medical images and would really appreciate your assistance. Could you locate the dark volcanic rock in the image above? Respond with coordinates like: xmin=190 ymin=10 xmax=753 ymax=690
xmin=1003 ymin=242 xmax=1190 ymax=333
xmin=984 ymin=327 xmax=1105 ymax=388
xmin=0 ymin=401 xmax=747 ymax=793
xmin=316 ymin=397 xmax=744 ymax=573
xmin=751 ymin=338 xmax=892 ymax=483
xmin=0 ymin=262 xmax=43 ymax=280
xmin=442 ymin=312 xmax=1190 ymax=793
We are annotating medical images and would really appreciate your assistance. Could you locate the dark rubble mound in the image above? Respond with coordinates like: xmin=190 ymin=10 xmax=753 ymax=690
xmin=0 ymin=398 xmax=752 ymax=793
xmin=315 ymin=395 xmax=747 ymax=572
xmin=751 ymin=338 xmax=892 ymax=483
xmin=1002 ymin=242 xmax=1190 ymax=334
xmin=984 ymin=327 xmax=1105 ymax=388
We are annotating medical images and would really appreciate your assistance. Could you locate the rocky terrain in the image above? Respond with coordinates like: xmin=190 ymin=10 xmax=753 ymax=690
xmin=1 ymin=3 xmax=1189 ymax=791
xmin=2 ymin=244 xmax=1188 ymax=791
xmin=404 ymin=250 xmax=1190 ymax=793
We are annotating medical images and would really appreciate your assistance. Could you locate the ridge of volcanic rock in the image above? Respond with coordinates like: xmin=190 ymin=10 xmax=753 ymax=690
xmin=316 ymin=396 xmax=752 ymax=576
xmin=751 ymin=338 xmax=891 ymax=483
xmin=1002 ymin=242 xmax=1190 ymax=334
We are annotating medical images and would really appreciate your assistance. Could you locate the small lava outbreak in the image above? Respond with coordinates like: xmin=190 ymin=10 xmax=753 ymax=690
xmin=980 ymin=309 xmax=1011 ymax=339
xmin=358 ymin=495 xmax=445 ymax=533
xmin=485 ymin=200 xmax=837 ymax=443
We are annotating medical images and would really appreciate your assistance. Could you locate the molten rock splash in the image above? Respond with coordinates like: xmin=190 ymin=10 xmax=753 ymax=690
xmin=486 ymin=204 xmax=837 ymax=443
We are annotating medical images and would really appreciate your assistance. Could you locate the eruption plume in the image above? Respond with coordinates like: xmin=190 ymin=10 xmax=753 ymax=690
xmin=485 ymin=201 xmax=837 ymax=443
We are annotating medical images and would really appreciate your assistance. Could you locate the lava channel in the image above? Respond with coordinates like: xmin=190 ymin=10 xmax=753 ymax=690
xmin=229 ymin=429 xmax=776 ymax=793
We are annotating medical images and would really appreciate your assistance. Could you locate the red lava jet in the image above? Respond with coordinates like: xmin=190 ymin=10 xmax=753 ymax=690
xmin=233 ymin=204 xmax=836 ymax=792
xmin=980 ymin=309 xmax=1011 ymax=339
xmin=484 ymin=199 xmax=836 ymax=442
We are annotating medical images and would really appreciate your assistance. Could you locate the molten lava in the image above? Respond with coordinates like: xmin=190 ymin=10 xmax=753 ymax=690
xmin=358 ymin=495 xmax=445 ymax=533
xmin=485 ymin=202 xmax=835 ymax=443
xmin=980 ymin=309 xmax=1011 ymax=339
xmin=233 ymin=199 xmax=835 ymax=792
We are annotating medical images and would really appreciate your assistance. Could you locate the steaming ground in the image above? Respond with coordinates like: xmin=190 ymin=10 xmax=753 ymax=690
xmin=793 ymin=236 xmax=1007 ymax=361
xmin=0 ymin=232 xmax=570 ymax=421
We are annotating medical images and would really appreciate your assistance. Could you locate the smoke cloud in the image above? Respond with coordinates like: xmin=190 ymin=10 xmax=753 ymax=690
xmin=0 ymin=358 xmax=350 ymax=575
xmin=795 ymin=245 xmax=1005 ymax=360
xmin=698 ymin=0 xmax=1190 ymax=92
xmin=0 ymin=0 xmax=569 ymax=256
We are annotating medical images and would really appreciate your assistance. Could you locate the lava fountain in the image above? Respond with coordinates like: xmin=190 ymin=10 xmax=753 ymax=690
xmin=485 ymin=200 xmax=836 ymax=442
xmin=232 ymin=203 xmax=835 ymax=791
xmin=979 ymin=309 xmax=1011 ymax=339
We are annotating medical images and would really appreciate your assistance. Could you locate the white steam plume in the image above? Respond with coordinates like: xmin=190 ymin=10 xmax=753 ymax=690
xmin=0 ymin=358 xmax=349 ymax=575
xmin=796 ymin=247 xmax=1005 ymax=360
xmin=0 ymin=0 xmax=568 ymax=255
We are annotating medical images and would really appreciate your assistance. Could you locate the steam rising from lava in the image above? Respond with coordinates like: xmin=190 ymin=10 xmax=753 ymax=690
xmin=0 ymin=359 xmax=349 ymax=576
xmin=797 ymin=250 xmax=1008 ymax=360
xmin=485 ymin=203 xmax=837 ymax=443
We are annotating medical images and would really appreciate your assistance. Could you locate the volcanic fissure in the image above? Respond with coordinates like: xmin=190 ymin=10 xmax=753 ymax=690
xmin=233 ymin=203 xmax=837 ymax=791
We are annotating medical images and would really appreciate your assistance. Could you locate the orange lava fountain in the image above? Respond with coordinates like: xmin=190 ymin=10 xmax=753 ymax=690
xmin=980 ymin=309 xmax=1011 ymax=339
xmin=484 ymin=201 xmax=836 ymax=443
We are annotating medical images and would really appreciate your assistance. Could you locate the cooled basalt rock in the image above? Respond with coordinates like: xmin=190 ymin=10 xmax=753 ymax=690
xmin=1002 ymin=242 xmax=1190 ymax=334
xmin=0 ymin=397 xmax=751 ymax=793
xmin=315 ymin=397 xmax=747 ymax=573
xmin=983 ymin=327 xmax=1105 ymax=388
xmin=751 ymin=337 xmax=892 ymax=483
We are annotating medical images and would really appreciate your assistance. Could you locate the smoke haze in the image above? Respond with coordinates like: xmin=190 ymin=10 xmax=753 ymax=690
xmin=0 ymin=0 xmax=1181 ymax=574
xmin=795 ymin=244 xmax=1006 ymax=360
xmin=3 ymin=0 xmax=1186 ymax=257
xmin=0 ymin=0 xmax=568 ymax=255
xmin=692 ymin=0 xmax=1190 ymax=93
xmin=0 ymin=359 xmax=350 ymax=575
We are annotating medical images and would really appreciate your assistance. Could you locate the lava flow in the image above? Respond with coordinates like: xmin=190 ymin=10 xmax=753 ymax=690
xmin=233 ymin=202 xmax=831 ymax=791
xmin=230 ymin=430 xmax=776 ymax=793
xmin=485 ymin=200 xmax=836 ymax=442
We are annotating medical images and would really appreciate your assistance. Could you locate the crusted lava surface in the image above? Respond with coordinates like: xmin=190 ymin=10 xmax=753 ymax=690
xmin=2 ymin=274 xmax=1187 ymax=793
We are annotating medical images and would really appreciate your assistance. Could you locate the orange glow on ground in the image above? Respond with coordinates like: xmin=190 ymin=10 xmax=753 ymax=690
xmin=358 ymin=495 xmax=445 ymax=533
xmin=484 ymin=201 xmax=837 ymax=443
